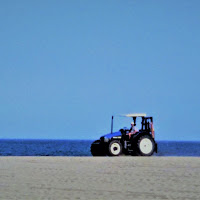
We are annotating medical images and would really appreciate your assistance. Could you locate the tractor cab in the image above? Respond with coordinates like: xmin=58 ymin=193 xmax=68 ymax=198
xmin=119 ymin=114 xmax=155 ymax=140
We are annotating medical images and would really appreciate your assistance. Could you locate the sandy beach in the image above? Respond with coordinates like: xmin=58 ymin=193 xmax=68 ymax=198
xmin=0 ymin=157 xmax=199 ymax=200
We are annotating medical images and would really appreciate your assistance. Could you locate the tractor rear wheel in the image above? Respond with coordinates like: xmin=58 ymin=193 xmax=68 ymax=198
xmin=136 ymin=135 xmax=155 ymax=156
xmin=108 ymin=140 xmax=122 ymax=156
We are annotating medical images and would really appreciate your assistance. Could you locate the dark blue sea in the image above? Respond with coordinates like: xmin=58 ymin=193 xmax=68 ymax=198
xmin=0 ymin=140 xmax=200 ymax=156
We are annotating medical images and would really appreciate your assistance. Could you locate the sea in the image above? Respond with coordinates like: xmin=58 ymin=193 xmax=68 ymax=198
xmin=0 ymin=140 xmax=200 ymax=157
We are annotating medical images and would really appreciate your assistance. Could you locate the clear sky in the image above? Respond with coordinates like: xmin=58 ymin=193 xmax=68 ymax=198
xmin=0 ymin=0 xmax=200 ymax=141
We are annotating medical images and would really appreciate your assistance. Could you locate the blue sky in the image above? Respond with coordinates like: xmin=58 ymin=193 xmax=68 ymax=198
xmin=0 ymin=0 xmax=200 ymax=141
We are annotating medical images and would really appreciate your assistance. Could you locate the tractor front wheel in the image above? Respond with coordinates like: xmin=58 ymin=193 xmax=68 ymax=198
xmin=108 ymin=140 xmax=122 ymax=156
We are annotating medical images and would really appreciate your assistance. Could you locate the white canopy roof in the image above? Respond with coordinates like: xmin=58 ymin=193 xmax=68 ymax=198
xmin=122 ymin=113 xmax=147 ymax=117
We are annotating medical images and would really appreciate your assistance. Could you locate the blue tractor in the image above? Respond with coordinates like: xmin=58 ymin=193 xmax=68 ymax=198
xmin=91 ymin=113 xmax=158 ymax=156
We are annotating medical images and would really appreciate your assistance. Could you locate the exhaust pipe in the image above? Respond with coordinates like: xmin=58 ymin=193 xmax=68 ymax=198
xmin=111 ymin=116 xmax=113 ymax=134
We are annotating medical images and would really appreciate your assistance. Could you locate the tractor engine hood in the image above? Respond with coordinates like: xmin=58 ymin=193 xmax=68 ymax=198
xmin=102 ymin=131 xmax=121 ymax=139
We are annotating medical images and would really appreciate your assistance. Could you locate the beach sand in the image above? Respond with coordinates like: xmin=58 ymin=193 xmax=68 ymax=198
xmin=0 ymin=157 xmax=199 ymax=200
